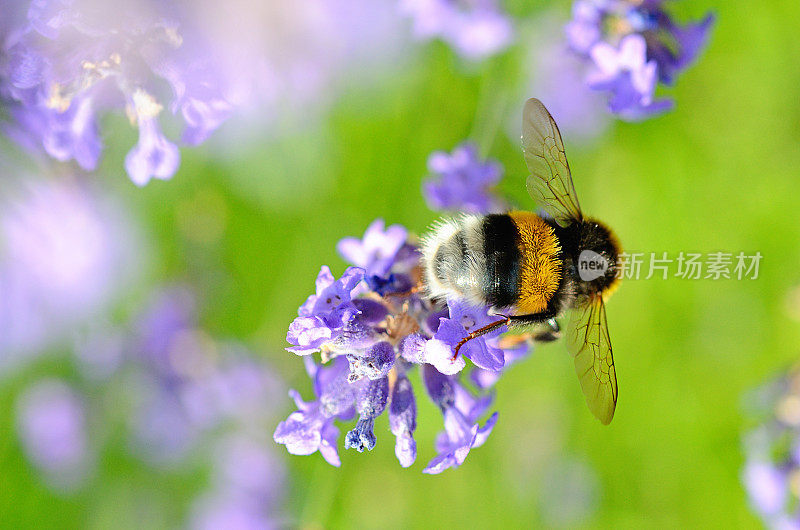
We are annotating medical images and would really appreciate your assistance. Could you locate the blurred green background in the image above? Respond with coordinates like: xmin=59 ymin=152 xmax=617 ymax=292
xmin=2 ymin=0 xmax=800 ymax=527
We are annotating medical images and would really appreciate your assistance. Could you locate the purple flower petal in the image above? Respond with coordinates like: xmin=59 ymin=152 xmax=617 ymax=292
xmin=319 ymin=421 xmax=342 ymax=467
xmin=273 ymin=409 xmax=325 ymax=456
xmin=400 ymin=0 xmax=512 ymax=60
xmin=565 ymin=0 xmax=713 ymax=119
xmin=337 ymin=219 xmax=408 ymax=278
xmin=286 ymin=266 xmax=365 ymax=354
xmin=744 ymin=461 xmax=787 ymax=516
xmin=125 ymin=116 xmax=180 ymax=186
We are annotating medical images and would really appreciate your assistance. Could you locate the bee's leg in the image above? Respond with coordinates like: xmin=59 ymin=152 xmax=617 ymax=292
xmin=451 ymin=316 xmax=511 ymax=360
xmin=384 ymin=284 xmax=421 ymax=299
xmin=451 ymin=309 xmax=561 ymax=361
xmin=506 ymin=309 xmax=560 ymax=342
xmin=533 ymin=318 xmax=561 ymax=343
xmin=507 ymin=309 xmax=559 ymax=327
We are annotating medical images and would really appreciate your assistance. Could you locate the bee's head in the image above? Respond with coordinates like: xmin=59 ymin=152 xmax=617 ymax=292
xmin=575 ymin=219 xmax=621 ymax=298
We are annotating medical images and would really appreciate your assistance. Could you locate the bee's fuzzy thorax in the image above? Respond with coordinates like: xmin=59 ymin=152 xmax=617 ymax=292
xmin=507 ymin=211 xmax=562 ymax=314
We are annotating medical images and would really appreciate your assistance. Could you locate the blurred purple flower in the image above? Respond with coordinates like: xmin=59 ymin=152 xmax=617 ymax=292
xmin=134 ymin=286 xmax=197 ymax=369
xmin=277 ymin=218 xmax=528 ymax=471
xmin=124 ymin=105 xmax=181 ymax=186
xmin=742 ymin=368 xmax=800 ymax=528
xmin=744 ymin=460 xmax=787 ymax=518
xmin=0 ymin=176 xmax=142 ymax=370
xmin=565 ymin=0 xmax=714 ymax=119
xmin=10 ymin=279 xmax=288 ymax=525
xmin=521 ymin=16 xmax=609 ymax=143
xmin=16 ymin=379 xmax=92 ymax=490
xmin=586 ymin=34 xmax=672 ymax=119
xmin=127 ymin=287 xmax=285 ymax=464
xmin=122 ymin=286 xmax=289 ymax=526
xmin=399 ymin=0 xmax=513 ymax=60
xmin=191 ymin=434 xmax=285 ymax=529
xmin=140 ymin=0 xmax=408 ymax=154
xmin=423 ymin=142 xmax=505 ymax=214
xmin=1 ymin=0 xmax=405 ymax=185
xmin=0 ymin=0 xmax=200 ymax=183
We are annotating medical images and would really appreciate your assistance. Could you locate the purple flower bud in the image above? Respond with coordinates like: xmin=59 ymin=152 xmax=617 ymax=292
xmin=366 ymin=272 xmax=414 ymax=297
xmin=389 ymin=374 xmax=417 ymax=467
xmin=346 ymin=341 xmax=396 ymax=382
xmin=352 ymin=298 xmax=389 ymax=324
xmin=345 ymin=376 xmax=389 ymax=452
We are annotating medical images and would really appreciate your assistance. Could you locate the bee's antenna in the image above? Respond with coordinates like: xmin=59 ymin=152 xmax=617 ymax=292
xmin=451 ymin=315 xmax=511 ymax=361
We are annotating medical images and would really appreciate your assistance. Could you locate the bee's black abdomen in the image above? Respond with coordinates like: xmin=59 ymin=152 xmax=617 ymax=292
xmin=482 ymin=214 xmax=520 ymax=308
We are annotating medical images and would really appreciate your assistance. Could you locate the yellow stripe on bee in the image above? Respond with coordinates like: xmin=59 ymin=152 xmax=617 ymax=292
xmin=508 ymin=211 xmax=562 ymax=314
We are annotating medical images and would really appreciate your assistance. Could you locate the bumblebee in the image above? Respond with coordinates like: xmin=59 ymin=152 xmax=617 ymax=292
xmin=421 ymin=98 xmax=622 ymax=424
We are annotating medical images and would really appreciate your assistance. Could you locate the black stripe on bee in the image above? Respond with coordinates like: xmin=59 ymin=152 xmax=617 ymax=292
xmin=482 ymin=214 xmax=520 ymax=308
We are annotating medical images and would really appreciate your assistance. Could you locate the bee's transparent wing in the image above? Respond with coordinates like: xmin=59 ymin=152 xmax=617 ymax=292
xmin=566 ymin=295 xmax=617 ymax=424
xmin=522 ymin=98 xmax=583 ymax=226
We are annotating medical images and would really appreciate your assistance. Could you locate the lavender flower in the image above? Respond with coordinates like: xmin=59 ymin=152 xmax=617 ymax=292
xmin=190 ymin=434 xmax=286 ymax=530
xmin=9 ymin=278 xmax=288 ymax=526
xmin=422 ymin=364 xmax=498 ymax=473
xmin=0 ymin=0 xmax=241 ymax=185
xmin=521 ymin=17 xmax=609 ymax=143
xmin=275 ymin=217 xmax=532 ymax=472
xmin=742 ymin=368 xmax=800 ymax=528
xmin=425 ymin=299 xmax=507 ymax=374
xmin=16 ymin=379 xmax=92 ymax=490
xmin=108 ymin=285 xmax=288 ymax=525
xmin=565 ymin=0 xmax=714 ymax=119
xmin=399 ymin=0 xmax=513 ymax=60
xmin=273 ymin=356 xmax=355 ymax=466
xmin=0 ymin=176 xmax=142 ymax=371
xmin=127 ymin=287 xmax=284 ymax=464
xmin=285 ymin=266 xmax=365 ymax=355
xmin=423 ymin=142 xmax=505 ymax=214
